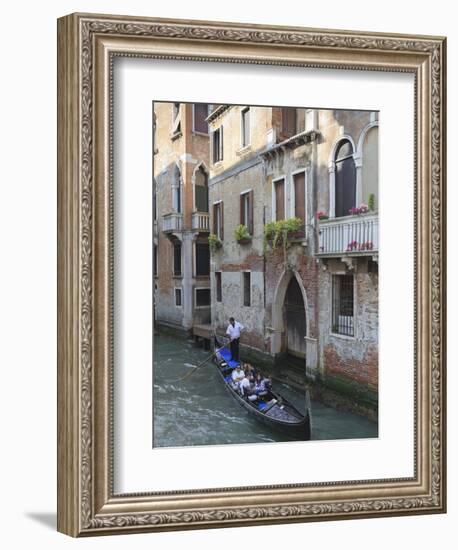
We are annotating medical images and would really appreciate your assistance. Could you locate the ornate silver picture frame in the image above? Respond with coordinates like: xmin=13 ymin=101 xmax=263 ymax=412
xmin=57 ymin=13 xmax=446 ymax=536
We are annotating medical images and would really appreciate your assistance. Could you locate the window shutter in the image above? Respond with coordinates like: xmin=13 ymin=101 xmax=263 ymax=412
xmin=220 ymin=201 xmax=224 ymax=240
xmin=275 ymin=179 xmax=285 ymax=221
xmin=219 ymin=125 xmax=224 ymax=160
xmin=213 ymin=203 xmax=217 ymax=234
xmin=248 ymin=190 xmax=254 ymax=235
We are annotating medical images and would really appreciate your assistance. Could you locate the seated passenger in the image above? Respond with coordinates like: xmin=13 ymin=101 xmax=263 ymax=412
xmin=231 ymin=365 xmax=245 ymax=388
xmin=254 ymin=373 xmax=267 ymax=396
xmin=239 ymin=375 xmax=252 ymax=397
xmin=263 ymin=375 xmax=272 ymax=392
xmin=244 ymin=363 xmax=256 ymax=379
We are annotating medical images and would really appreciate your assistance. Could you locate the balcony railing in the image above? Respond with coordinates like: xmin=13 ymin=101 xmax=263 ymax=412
xmin=162 ymin=212 xmax=183 ymax=233
xmin=317 ymin=213 xmax=378 ymax=256
xmin=191 ymin=212 xmax=210 ymax=232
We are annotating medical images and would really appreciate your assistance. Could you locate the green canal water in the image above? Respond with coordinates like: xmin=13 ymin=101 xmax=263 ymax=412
xmin=153 ymin=333 xmax=378 ymax=448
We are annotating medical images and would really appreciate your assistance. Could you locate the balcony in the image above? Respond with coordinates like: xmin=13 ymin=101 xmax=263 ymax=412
xmin=162 ymin=212 xmax=183 ymax=233
xmin=191 ymin=212 xmax=210 ymax=232
xmin=317 ymin=213 xmax=378 ymax=257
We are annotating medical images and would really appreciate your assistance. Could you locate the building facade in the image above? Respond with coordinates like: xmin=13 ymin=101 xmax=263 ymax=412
xmin=153 ymin=102 xmax=212 ymax=334
xmin=154 ymin=102 xmax=379 ymax=409
xmin=207 ymin=105 xmax=379 ymax=406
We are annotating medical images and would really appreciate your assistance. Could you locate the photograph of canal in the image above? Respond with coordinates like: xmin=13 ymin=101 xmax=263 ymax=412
xmin=152 ymin=102 xmax=379 ymax=448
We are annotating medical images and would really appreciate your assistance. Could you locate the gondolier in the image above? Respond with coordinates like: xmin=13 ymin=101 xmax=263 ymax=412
xmin=226 ymin=317 xmax=244 ymax=361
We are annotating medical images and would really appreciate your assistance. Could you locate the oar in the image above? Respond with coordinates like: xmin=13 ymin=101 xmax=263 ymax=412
xmin=172 ymin=341 xmax=231 ymax=383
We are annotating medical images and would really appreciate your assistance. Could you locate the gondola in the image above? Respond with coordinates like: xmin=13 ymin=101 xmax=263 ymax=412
xmin=213 ymin=338 xmax=312 ymax=440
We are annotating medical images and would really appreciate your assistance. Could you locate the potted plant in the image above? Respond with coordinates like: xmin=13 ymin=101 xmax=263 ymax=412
xmin=316 ymin=210 xmax=329 ymax=221
xmin=346 ymin=240 xmax=359 ymax=251
xmin=368 ymin=193 xmax=376 ymax=211
xmin=208 ymin=233 xmax=223 ymax=253
xmin=348 ymin=203 xmax=369 ymax=216
xmin=234 ymin=224 xmax=252 ymax=245
xmin=264 ymin=217 xmax=302 ymax=252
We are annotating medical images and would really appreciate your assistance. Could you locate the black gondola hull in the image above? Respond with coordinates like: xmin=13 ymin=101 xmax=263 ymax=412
xmin=214 ymin=348 xmax=311 ymax=440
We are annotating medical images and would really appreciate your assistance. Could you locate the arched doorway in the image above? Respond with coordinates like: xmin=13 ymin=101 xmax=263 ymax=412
xmin=283 ymin=277 xmax=307 ymax=358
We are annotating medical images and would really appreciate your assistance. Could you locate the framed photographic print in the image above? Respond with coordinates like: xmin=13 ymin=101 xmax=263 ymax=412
xmin=57 ymin=13 xmax=446 ymax=536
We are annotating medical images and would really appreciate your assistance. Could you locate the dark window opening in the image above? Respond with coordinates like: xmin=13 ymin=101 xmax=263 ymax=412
xmin=195 ymin=167 xmax=209 ymax=212
xmin=175 ymin=288 xmax=182 ymax=307
xmin=212 ymin=126 xmax=224 ymax=163
xmin=332 ymin=274 xmax=354 ymax=336
xmin=215 ymin=272 xmax=222 ymax=302
xmin=153 ymin=245 xmax=158 ymax=277
xmin=281 ymin=107 xmax=297 ymax=138
xmin=196 ymin=288 xmax=211 ymax=307
xmin=173 ymin=243 xmax=182 ymax=277
xmin=173 ymin=165 xmax=182 ymax=213
xmin=194 ymin=103 xmax=209 ymax=134
xmin=243 ymin=272 xmax=251 ymax=307
xmin=334 ymin=139 xmax=356 ymax=218
xmin=195 ymin=242 xmax=210 ymax=277
xmin=241 ymin=107 xmax=250 ymax=147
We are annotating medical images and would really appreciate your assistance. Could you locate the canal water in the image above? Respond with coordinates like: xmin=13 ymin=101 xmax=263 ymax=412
xmin=153 ymin=333 xmax=377 ymax=448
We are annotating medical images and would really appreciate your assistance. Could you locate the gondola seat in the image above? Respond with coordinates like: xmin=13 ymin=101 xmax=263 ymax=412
xmin=219 ymin=348 xmax=232 ymax=361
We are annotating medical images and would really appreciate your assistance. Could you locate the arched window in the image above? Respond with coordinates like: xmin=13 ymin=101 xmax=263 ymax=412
xmin=334 ymin=139 xmax=356 ymax=217
xmin=361 ymin=126 xmax=379 ymax=209
xmin=194 ymin=166 xmax=209 ymax=213
xmin=172 ymin=165 xmax=182 ymax=214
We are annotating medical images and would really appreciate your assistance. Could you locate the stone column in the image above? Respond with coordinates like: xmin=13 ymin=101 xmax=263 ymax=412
xmin=305 ymin=336 xmax=318 ymax=380
xmin=354 ymin=152 xmax=363 ymax=206
xmin=181 ymin=231 xmax=198 ymax=330
xmin=328 ymin=162 xmax=336 ymax=217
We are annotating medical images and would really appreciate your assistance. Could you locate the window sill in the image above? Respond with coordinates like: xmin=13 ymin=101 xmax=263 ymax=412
xmin=193 ymin=130 xmax=210 ymax=137
xmin=330 ymin=331 xmax=356 ymax=341
xmin=236 ymin=145 xmax=252 ymax=157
